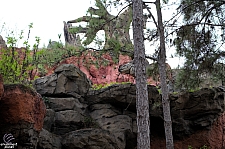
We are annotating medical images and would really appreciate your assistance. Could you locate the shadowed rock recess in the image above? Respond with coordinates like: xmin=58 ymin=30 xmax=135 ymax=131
xmin=1 ymin=64 xmax=224 ymax=148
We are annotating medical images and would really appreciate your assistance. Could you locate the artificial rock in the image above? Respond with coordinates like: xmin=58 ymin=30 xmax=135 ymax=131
xmin=1 ymin=63 xmax=225 ymax=149
xmin=0 ymin=77 xmax=46 ymax=149
xmin=33 ymin=64 xmax=225 ymax=148
xmin=34 ymin=64 xmax=91 ymax=97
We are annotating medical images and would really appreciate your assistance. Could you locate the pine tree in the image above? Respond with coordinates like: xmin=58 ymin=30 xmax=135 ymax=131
xmin=133 ymin=0 xmax=150 ymax=148
xmin=174 ymin=0 xmax=225 ymax=89
xmin=156 ymin=0 xmax=174 ymax=148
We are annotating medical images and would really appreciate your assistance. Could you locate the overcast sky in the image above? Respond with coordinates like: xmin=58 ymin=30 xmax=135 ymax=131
xmin=0 ymin=0 xmax=94 ymax=47
xmin=0 ymin=0 xmax=183 ymax=68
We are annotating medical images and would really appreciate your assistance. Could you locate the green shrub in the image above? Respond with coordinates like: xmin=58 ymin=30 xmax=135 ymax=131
xmin=188 ymin=145 xmax=209 ymax=149
xmin=83 ymin=116 xmax=99 ymax=128
xmin=0 ymin=23 xmax=39 ymax=85
xmin=91 ymin=81 xmax=131 ymax=90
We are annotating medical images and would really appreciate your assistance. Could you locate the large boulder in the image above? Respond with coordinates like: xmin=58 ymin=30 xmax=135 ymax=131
xmin=170 ymin=87 xmax=225 ymax=138
xmin=0 ymin=84 xmax=46 ymax=131
xmin=33 ymin=64 xmax=91 ymax=97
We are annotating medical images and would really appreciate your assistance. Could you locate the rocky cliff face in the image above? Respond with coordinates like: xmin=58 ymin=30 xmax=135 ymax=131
xmin=0 ymin=63 xmax=224 ymax=148
xmin=33 ymin=64 xmax=225 ymax=149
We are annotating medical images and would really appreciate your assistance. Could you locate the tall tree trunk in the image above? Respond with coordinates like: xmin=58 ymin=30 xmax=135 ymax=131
xmin=132 ymin=0 xmax=150 ymax=149
xmin=155 ymin=0 xmax=174 ymax=148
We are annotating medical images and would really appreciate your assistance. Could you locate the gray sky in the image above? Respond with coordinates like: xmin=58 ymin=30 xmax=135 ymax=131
xmin=0 ymin=0 xmax=93 ymax=47
xmin=0 ymin=0 xmax=183 ymax=68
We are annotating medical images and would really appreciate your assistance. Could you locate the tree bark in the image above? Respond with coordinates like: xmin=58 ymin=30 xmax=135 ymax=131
xmin=155 ymin=0 xmax=174 ymax=148
xmin=132 ymin=0 xmax=151 ymax=149
xmin=63 ymin=21 xmax=79 ymax=46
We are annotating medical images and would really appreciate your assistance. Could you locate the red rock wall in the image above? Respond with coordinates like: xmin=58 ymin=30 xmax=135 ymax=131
xmin=47 ymin=53 xmax=157 ymax=85
xmin=0 ymin=84 xmax=46 ymax=131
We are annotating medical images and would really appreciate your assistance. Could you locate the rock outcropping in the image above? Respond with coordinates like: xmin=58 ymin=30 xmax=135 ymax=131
xmin=34 ymin=64 xmax=225 ymax=149
xmin=0 ymin=76 xmax=46 ymax=149
xmin=34 ymin=64 xmax=91 ymax=98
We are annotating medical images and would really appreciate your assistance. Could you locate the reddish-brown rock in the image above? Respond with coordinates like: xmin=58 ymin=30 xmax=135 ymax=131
xmin=208 ymin=112 xmax=225 ymax=148
xmin=46 ymin=53 xmax=158 ymax=85
xmin=0 ymin=77 xmax=46 ymax=148
xmin=0 ymin=84 xmax=46 ymax=131
xmin=46 ymin=53 xmax=134 ymax=85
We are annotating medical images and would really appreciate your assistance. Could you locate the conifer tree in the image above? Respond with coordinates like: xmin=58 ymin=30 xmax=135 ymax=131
xmin=132 ymin=0 xmax=150 ymax=148
xmin=174 ymin=0 xmax=225 ymax=89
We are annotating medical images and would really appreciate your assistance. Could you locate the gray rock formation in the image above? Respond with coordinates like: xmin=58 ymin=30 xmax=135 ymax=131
xmin=43 ymin=97 xmax=88 ymax=135
xmin=34 ymin=64 xmax=225 ymax=149
xmin=169 ymin=87 xmax=225 ymax=137
xmin=38 ymin=129 xmax=62 ymax=149
xmin=86 ymin=83 xmax=161 ymax=111
xmin=33 ymin=64 xmax=91 ymax=97
xmin=89 ymin=104 xmax=134 ymax=149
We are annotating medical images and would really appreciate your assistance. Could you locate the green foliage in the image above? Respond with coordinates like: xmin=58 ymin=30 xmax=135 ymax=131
xmin=174 ymin=0 xmax=225 ymax=90
xmin=146 ymin=62 xmax=160 ymax=82
xmin=0 ymin=23 xmax=38 ymax=85
xmin=47 ymin=40 xmax=63 ymax=49
xmin=0 ymin=23 xmax=78 ymax=84
xmin=175 ymin=69 xmax=202 ymax=90
xmin=67 ymin=0 xmax=134 ymax=63
xmin=92 ymin=81 xmax=131 ymax=90
xmin=152 ymin=101 xmax=161 ymax=110
xmin=188 ymin=145 xmax=209 ymax=149
xmin=42 ymin=96 xmax=50 ymax=104
xmin=82 ymin=116 xmax=99 ymax=128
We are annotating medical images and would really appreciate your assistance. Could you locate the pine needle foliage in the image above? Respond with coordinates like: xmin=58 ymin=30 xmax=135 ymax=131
xmin=174 ymin=0 xmax=225 ymax=89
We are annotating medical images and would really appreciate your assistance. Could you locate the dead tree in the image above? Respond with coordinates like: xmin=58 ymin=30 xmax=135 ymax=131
xmin=63 ymin=21 xmax=81 ymax=47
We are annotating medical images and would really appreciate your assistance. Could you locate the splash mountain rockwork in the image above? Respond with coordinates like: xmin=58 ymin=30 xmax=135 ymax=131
xmin=32 ymin=64 xmax=225 ymax=149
